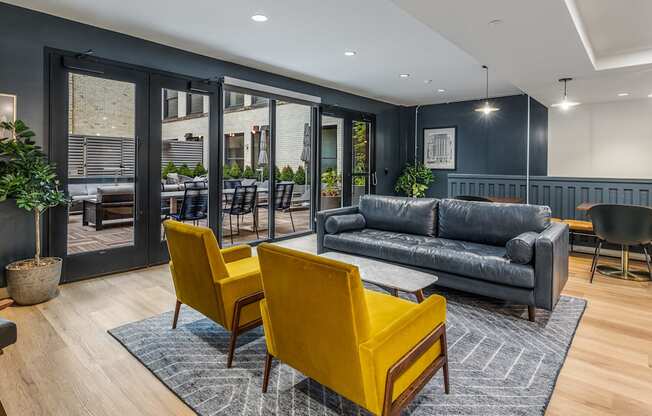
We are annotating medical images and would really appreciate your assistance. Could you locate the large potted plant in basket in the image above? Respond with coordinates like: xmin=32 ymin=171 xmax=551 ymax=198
xmin=394 ymin=162 xmax=434 ymax=198
xmin=1 ymin=120 xmax=67 ymax=305
xmin=320 ymin=168 xmax=341 ymax=210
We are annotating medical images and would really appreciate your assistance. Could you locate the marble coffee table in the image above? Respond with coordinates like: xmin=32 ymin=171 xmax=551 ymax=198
xmin=319 ymin=251 xmax=438 ymax=303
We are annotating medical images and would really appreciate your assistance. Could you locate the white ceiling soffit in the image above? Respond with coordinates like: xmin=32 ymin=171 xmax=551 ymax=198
xmin=5 ymin=0 xmax=521 ymax=106
xmin=567 ymin=0 xmax=652 ymax=70
xmin=392 ymin=0 xmax=652 ymax=106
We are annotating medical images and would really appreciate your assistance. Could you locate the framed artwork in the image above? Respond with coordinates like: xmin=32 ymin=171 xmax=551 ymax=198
xmin=423 ymin=126 xmax=456 ymax=170
xmin=0 ymin=93 xmax=16 ymax=137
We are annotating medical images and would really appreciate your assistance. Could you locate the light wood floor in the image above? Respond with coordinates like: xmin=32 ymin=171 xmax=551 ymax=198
xmin=1 ymin=235 xmax=651 ymax=415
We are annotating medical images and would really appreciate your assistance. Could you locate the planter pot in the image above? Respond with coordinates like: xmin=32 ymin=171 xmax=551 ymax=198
xmin=293 ymin=184 xmax=306 ymax=195
xmin=5 ymin=257 xmax=62 ymax=305
xmin=320 ymin=195 xmax=342 ymax=210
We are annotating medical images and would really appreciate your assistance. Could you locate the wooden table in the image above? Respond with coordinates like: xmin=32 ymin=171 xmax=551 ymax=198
xmin=487 ymin=196 xmax=524 ymax=204
xmin=319 ymin=252 xmax=437 ymax=302
xmin=575 ymin=202 xmax=596 ymax=212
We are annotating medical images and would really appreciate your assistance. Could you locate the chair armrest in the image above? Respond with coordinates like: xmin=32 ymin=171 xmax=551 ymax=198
xmin=216 ymin=270 xmax=263 ymax=331
xmin=315 ymin=206 xmax=360 ymax=254
xmin=359 ymin=295 xmax=446 ymax=414
xmin=221 ymin=245 xmax=252 ymax=263
xmin=534 ymin=222 xmax=569 ymax=310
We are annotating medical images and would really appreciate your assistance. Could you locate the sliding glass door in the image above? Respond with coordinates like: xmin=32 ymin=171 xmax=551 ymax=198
xmin=320 ymin=107 xmax=375 ymax=208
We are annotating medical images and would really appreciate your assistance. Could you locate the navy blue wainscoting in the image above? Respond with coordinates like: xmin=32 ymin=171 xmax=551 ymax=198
xmin=448 ymin=174 xmax=652 ymax=220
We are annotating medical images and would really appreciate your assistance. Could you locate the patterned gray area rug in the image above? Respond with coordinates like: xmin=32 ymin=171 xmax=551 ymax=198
xmin=109 ymin=287 xmax=586 ymax=416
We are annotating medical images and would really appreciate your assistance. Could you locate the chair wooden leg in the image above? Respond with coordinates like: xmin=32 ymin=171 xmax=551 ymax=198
xmin=528 ymin=306 xmax=536 ymax=322
xmin=643 ymin=246 xmax=652 ymax=279
xmin=262 ymin=352 xmax=273 ymax=393
xmin=172 ymin=300 xmax=181 ymax=329
xmin=227 ymin=291 xmax=265 ymax=368
xmin=441 ymin=325 xmax=450 ymax=394
xmin=591 ymin=241 xmax=603 ymax=283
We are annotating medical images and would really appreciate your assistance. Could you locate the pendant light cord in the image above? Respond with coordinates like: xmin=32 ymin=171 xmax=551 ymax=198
xmin=483 ymin=65 xmax=489 ymax=100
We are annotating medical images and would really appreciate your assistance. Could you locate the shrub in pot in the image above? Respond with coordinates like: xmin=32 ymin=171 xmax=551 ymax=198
xmin=0 ymin=120 xmax=67 ymax=305
xmin=320 ymin=168 xmax=341 ymax=210
xmin=280 ymin=165 xmax=294 ymax=182
xmin=394 ymin=162 xmax=434 ymax=198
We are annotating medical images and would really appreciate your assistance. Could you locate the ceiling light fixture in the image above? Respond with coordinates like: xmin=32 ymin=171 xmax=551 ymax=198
xmin=489 ymin=19 xmax=503 ymax=26
xmin=437 ymin=88 xmax=446 ymax=93
xmin=617 ymin=92 xmax=629 ymax=97
xmin=251 ymin=14 xmax=268 ymax=22
xmin=424 ymin=79 xmax=432 ymax=84
xmin=344 ymin=51 xmax=356 ymax=56
xmin=648 ymin=93 xmax=652 ymax=98
xmin=475 ymin=65 xmax=500 ymax=115
xmin=399 ymin=73 xmax=410 ymax=78
xmin=551 ymin=78 xmax=580 ymax=111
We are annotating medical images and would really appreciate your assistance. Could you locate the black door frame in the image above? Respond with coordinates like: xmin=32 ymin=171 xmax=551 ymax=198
xmin=147 ymin=74 xmax=220 ymax=264
xmin=48 ymin=51 xmax=150 ymax=282
xmin=319 ymin=105 xmax=376 ymax=208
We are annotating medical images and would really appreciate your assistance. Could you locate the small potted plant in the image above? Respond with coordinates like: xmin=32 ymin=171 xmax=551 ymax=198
xmin=394 ymin=162 xmax=434 ymax=198
xmin=293 ymin=165 xmax=306 ymax=195
xmin=320 ymin=168 xmax=341 ymax=210
xmin=1 ymin=120 xmax=68 ymax=305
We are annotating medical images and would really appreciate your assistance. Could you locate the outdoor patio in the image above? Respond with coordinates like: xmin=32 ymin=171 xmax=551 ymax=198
xmin=66 ymin=207 xmax=310 ymax=254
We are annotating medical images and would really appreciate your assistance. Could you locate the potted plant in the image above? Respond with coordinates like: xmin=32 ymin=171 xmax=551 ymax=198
xmin=1 ymin=120 xmax=68 ymax=305
xmin=293 ymin=165 xmax=306 ymax=194
xmin=320 ymin=168 xmax=341 ymax=210
xmin=280 ymin=165 xmax=294 ymax=182
xmin=394 ymin=162 xmax=434 ymax=198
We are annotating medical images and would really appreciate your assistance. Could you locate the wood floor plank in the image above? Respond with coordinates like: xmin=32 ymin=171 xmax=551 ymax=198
xmin=0 ymin=235 xmax=650 ymax=415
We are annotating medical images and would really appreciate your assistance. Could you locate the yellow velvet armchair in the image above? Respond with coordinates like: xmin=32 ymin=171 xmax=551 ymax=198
xmin=256 ymin=243 xmax=449 ymax=416
xmin=163 ymin=220 xmax=263 ymax=367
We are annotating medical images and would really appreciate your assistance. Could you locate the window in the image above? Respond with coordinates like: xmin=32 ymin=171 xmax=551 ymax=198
xmin=251 ymin=96 xmax=268 ymax=107
xmin=187 ymin=93 xmax=204 ymax=115
xmin=163 ymin=90 xmax=179 ymax=119
xmin=224 ymin=133 xmax=244 ymax=168
xmin=225 ymin=92 xmax=244 ymax=109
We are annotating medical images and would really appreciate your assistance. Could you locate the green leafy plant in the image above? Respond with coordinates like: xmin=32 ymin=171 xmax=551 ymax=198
xmin=274 ymin=166 xmax=281 ymax=181
xmin=222 ymin=165 xmax=232 ymax=180
xmin=293 ymin=165 xmax=306 ymax=185
xmin=0 ymin=120 xmax=67 ymax=266
xmin=394 ymin=162 xmax=434 ymax=198
xmin=320 ymin=168 xmax=341 ymax=196
xmin=161 ymin=161 xmax=177 ymax=179
xmin=242 ymin=165 xmax=256 ymax=179
xmin=192 ymin=163 xmax=207 ymax=177
xmin=176 ymin=163 xmax=194 ymax=178
xmin=280 ymin=165 xmax=294 ymax=182
xmin=229 ymin=163 xmax=242 ymax=179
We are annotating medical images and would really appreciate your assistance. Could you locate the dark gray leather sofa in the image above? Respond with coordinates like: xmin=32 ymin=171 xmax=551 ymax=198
xmin=316 ymin=195 xmax=569 ymax=321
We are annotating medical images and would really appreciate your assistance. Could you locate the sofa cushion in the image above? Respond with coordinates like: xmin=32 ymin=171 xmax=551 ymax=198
xmin=505 ymin=232 xmax=538 ymax=264
xmin=438 ymin=199 xmax=551 ymax=246
xmin=323 ymin=229 xmax=534 ymax=289
xmin=358 ymin=195 xmax=438 ymax=237
xmin=325 ymin=213 xmax=366 ymax=234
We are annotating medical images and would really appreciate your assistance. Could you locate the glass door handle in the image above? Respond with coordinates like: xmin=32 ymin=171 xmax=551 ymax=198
xmin=372 ymin=172 xmax=377 ymax=186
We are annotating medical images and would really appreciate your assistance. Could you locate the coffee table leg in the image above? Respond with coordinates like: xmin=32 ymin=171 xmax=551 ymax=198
xmin=415 ymin=289 xmax=425 ymax=303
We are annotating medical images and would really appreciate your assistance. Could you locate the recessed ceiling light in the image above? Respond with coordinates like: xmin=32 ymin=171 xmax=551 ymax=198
xmin=424 ymin=79 xmax=432 ymax=84
xmin=399 ymin=73 xmax=410 ymax=78
xmin=344 ymin=51 xmax=356 ymax=56
xmin=489 ymin=19 xmax=503 ymax=26
xmin=251 ymin=14 xmax=268 ymax=22
xmin=617 ymin=92 xmax=629 ymax=97
xmin=437 ymin=88 xmax=446 ymax=93
xmin=648 ymin=93 xmax=652 ymax=98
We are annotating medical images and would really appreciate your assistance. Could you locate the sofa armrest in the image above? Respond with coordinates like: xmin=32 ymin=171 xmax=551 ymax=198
xmin=221 ymin=245 xmax=252 ymax=263
xmin=534 ymin=222 xmax=569 ymax=310
xmin=359 ymin=295 xmax=446 ymax=414
xmin=216 ymin=270 xmax=263 ymax=331
xmin=315 ymin=206 xmax=360 ymax=253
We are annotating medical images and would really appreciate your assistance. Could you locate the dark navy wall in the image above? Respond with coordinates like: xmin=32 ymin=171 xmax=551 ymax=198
xmin=0 ymin=2 xmax=402 ymax=284
xmin=400 ymin=95 xmax=548 ymax=198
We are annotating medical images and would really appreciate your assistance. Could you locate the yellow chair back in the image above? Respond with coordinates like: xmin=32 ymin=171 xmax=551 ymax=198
xmin=257 ymin=243 xmax=372 ymax=406
xmin=163 ymin=220 xmax=229 ymax=326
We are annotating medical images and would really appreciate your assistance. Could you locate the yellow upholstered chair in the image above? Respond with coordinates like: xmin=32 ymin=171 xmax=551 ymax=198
xmin=256 ymin=243 xmax=449 ymax=416
xmin=163 ymin=220 xmax=263 ymax=367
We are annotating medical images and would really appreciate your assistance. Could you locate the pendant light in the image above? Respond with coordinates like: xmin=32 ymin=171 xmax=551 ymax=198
xmin=551 ymin=78 xmax=580 ymax=110
xmin=475 ymin=65 xmax=500 ymax=115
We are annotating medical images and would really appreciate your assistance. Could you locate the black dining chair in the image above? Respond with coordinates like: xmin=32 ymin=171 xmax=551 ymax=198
xmin=259 ymin=182 xmax=296 ymax=233
xmin=170 ymin=181 xmax=208 ymax=226
xmin=588 ymin=204 xmax=652 ymax=283
xmin=223 ymin=185 xmax=258 ymax=244
xmin=455 ymin=195 xmax=492 ymax=202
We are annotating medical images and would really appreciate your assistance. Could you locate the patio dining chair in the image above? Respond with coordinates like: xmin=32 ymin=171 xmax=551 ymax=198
xmin=223 ymin=185 xmax=259 ymax=244
xmin=259 ymin=182 xmax=296 ymax=233
xmin=170 ymin=181 xmax=208 ymax=226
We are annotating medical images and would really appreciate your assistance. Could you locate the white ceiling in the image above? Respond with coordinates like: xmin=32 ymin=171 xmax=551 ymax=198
xmin=392 ymin=0 xmax=652 ymax=107
xmin=6 ymin=0 xmax=521 ymax=106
